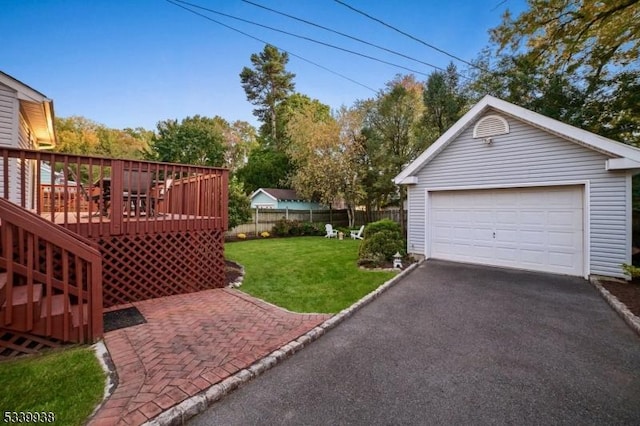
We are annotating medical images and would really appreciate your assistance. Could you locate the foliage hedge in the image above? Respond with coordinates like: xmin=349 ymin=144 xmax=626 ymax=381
xmin=272 ymin=219 xmax=324 ymax=237
xmin=358 ymin=219 xmax=405 ymax=266
xmin=363 ymin=218 xmax=401 ymax=239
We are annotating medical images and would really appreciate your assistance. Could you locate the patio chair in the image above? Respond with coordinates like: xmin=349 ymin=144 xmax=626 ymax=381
xmin=123 ymin=170 xmax=154 ymax=215
xmin=149 ymin=178 xmax=173 ymax=216
xmin=325 ymin=224 xmax=338 ymax=238
xmin=350 ymin=225 xmax=365 ymax=240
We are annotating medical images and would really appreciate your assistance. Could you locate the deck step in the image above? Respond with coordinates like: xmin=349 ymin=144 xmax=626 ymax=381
xmin=40 ymin=294 xmax=70 ymax=318
xmin=71 ymin=304 xmax=89 ymax=328
xmin=0 ymin=283 xmax=43 ymax=331
xmin=33 ymin=295 xmax=74 ymax=341
xmin=1 ymin=283 xmax=43 ymax=308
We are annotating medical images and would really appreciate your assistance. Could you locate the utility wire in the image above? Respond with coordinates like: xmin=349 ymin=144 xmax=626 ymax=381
xmin=165 ymin=0 xmax=377 ymax=92
xmin=333 ymin=0 xmax=489 ymax=73
xmin=241 ymin=0 xmax=457 ymax=77
xmin=173 ymin=0 xmax=433 ymax=77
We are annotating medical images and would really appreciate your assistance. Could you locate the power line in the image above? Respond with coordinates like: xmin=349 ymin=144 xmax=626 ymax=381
xmin=333 ymin=0 xmax=488 ymax=73
xmin=241 ymin=0 xmax=456 ymax=77
xmin=173 ymin=0 xmax=434 ymax=77
xmin=165 ymin=0 xmax=377 ymax=93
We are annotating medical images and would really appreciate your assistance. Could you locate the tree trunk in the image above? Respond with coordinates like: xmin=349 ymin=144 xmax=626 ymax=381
xmin=347 ymin=204 xmax=355 ymax=228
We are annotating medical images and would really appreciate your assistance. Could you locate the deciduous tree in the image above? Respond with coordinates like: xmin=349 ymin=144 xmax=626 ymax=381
xmin=147 ymin=115 xmax=225 ymax=167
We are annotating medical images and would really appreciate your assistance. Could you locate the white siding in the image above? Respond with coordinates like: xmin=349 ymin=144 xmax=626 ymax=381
xmin=407 ymin=112 xmax=629 ymax=278
xmin=0 ymin=84 xmax=17 ymax=147
xmin=0 ymin=84 xmax=20 ymax=203
xmin=18 ymin=114 xmax=35 ymax=208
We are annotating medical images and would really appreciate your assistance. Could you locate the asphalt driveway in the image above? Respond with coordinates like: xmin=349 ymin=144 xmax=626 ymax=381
xmin=189 ymin=260 xmax=640 ymax=425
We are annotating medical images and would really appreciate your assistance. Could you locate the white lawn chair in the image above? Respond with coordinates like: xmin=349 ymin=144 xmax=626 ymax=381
xmin=325 ymin=224 xmax=338 ymax=238
xmin=350 ymin=225 xmax=365 ymax=240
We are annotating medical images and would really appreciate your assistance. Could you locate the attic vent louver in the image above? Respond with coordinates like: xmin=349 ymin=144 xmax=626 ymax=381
xmin=473 ymin=114 xmax=509 ymax=138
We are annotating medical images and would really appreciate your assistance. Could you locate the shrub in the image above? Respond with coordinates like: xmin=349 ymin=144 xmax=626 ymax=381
xmin=272 ymin=218 xmax=291 ymax=236
xmin=261 ymin=231 xmax=270 ymax=238
xmin=237 ymin=233 xmax=247 ymax=239
xmin=622 ymin=263 xmax=640 ymax=278
xmin=272 ymin=219 xmax=324 ymax=236
xmin=301 ymin=222 xmax=323 ymax=236
xmin=289 ymin=220 xmax=302 ymax=236
xmin=363 ymin=219 xmax=401 ymax=239
xmin=358 ymin=230 xmax=405 ymax=266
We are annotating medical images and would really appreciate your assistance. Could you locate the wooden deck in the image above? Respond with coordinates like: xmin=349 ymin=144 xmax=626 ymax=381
xmin=1 ymin=148 xmax=229 ymax=355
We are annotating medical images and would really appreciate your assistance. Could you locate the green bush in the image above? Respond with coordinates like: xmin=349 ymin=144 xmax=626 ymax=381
xmin=272 ymin=218 xmax=291 ymax=236
xmin=273 ymin=219 xmax=324 ymax=237
xmin=358 ymin=230 xmax=405 ymax=266
xmin=622 ymin=263 xmax=640 ymax=278
xmin=289 ymin=220 xmax=302 ymax=236
xmin=301 ymin=222 xmax=323 ymax=236
xmin=363 ymin=219 xmax=401 ymax=239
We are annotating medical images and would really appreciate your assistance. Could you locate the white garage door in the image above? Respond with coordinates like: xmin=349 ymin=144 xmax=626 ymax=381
xmin=429 ymin=186 xmax=584 ymax=276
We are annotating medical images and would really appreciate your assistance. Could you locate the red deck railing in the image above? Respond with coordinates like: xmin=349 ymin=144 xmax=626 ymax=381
xmin=1 ymin=148 xmax=229 ymax=237
xmin=0 ymin=198 xmax=103 ymax=343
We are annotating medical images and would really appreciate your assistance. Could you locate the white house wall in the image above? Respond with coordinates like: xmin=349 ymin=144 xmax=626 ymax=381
xmin=0 ymin=83 xmax=20 ymax=204
xmin=407 ymin=111 xmax=629 ymax=278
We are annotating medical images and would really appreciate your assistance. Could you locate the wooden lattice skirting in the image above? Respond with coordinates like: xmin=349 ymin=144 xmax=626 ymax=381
xmin=0 ymin=330 xmax=61 ymax=358
xmin=97 ymin=229 xmax=225 ymax=308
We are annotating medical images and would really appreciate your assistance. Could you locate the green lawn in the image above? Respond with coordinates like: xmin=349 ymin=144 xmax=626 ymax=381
xmin=224 ymin=236 xmax=397 ymax=313
xmin=0 ymin=346 xmax=105 ymax=425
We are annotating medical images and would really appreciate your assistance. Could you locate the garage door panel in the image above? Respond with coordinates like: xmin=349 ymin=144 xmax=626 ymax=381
xmin=520 ymin=211 xmax=547 ymax=225
xmin=452 ymin=210 xmax=472 ymax=223
xmin=430 ymin=186 xmax=584 ymax=276
xmin=548 ymin=211 xmax=575 ymax=226
xmin=548 ymin=231 xmax=576 ymax=248
xmin=496 ymin=229 xmax=518 ymax=243
xmin=548 ymin=252 xmax=576 ymax=268
xmin=473 ymin=228 xmax=494 ymax=242
xmin=474 ymin=211 xmax=494 ymax=224
xmin=496 ymin=211 xmax=518 ymax=224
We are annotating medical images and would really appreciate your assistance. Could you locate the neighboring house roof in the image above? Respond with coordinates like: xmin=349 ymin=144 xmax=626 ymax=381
xmin=251 ymin=188 xmax=304 ymax=202
xmin=394 ymin=95 xmax=640 ymax=184
xmin=0 ymin=71 xmax=56 ymax=149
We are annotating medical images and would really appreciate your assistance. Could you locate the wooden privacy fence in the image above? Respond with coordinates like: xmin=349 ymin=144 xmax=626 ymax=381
xmin=227 ymin=207 xmax=406 ymax=236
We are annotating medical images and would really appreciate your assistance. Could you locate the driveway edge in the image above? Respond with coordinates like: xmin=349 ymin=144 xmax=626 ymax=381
xmin=590 ymin=276 xmax=640 ymax=337
xmin=143 ymin=261 xmax=421 ymax=426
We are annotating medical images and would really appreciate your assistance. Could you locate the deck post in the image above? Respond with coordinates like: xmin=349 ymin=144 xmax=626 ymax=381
xmin=110 ymin=160 xmax=123 ymax=235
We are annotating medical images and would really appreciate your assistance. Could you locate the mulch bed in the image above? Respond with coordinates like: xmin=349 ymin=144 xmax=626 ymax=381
xmin=600 ymin=280 xmax=640 ymax=317
xmin=225 ymin=260 xmax=243 ymax=285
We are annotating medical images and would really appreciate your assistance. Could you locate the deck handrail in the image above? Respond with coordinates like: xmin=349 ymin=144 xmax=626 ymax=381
xmin=0 ymin=197 xmax=103 ymax=343
xmin=0 ymin=147 xmax=229 ymax=237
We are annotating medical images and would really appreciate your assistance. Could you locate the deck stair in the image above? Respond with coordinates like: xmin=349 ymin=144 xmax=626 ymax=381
xmin=0 ymin=198 xmax=103 ymax=358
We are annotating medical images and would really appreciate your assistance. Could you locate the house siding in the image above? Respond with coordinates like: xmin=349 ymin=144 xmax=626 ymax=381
xmin=251 ymin=192 xmax=324 ymax=210
xmin=0 ymin=83 xmax=20 ymax=204
xmin=251 ymin=192 xmax=277 ymax=208
xmin=407 ymin=111 xmax=628 ymax=278
xmin=18 ymin=114 xmax=35 ymax=208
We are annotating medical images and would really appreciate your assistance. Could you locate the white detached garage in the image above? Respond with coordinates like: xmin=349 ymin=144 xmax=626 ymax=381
xmin=394 ymin=96 xmax=640 ymax=279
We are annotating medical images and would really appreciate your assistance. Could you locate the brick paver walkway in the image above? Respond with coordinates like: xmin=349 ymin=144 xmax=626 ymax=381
xmin=89 ymin=289 xmax=330 ymax=426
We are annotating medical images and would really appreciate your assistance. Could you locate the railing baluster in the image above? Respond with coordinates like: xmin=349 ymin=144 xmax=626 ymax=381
xmin=62 ymin=250 xmax=69 ymax=340
xmin=45 ymin=244 xmax=54 ymax=336
xmin=26 ymin=233 xmax=34 ymax=331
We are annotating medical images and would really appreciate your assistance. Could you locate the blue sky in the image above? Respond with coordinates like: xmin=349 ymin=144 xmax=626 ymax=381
xmin=2 ymin=0 xmax=527 ymax=131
